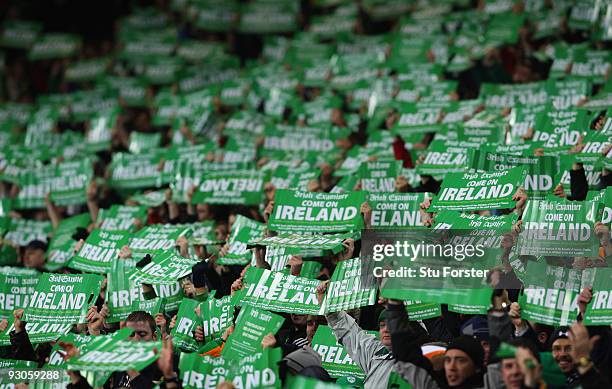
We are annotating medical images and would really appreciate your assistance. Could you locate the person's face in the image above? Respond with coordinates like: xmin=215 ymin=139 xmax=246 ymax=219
xmin=23 ymin=248 xmax=45 ymax=269
xmin=291 ymin=314 xmax=307 ymax=327
xmin=480 ymin=340 xmax=490 ymax=366
xmin=196 ymin=204 xmax=211 ymax=220
xmin=537 ymin=331 xmax=549 ymax=346
xmin=379 ymin=321 xmax=391 ymax=348
xmin=444 ymin=349 xmax=476 ymax=387
xmin=306 ymin=317 xmax=318 ymax=342
xmin=126 ymin=320 xmax=155 ymax=342
xmin=215 ymin=225 xmax=227 ymax=242
xmin=552 ymin=339 xmax=573 ymax=373
xmin=501 ymin=358 xmax=523 ymax=389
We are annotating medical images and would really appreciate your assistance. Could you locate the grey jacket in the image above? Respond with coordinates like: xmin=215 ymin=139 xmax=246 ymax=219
xmin=326 ymin=311 xmax=395 ymax=389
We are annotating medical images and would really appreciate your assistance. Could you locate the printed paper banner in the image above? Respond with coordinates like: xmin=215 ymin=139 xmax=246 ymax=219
xmin=415 ymin=139 xmax=475 ymax=177
xmin=98 ymin=205 xmax=147 ymax=232
xmin=221 ymin=305 xmax=284 ymax=360
xmin=320 ymin=258 xmax=376 ymax=314
xmin=218 ymin=215 xmax=266 ymax=265
xmin=65 ymin=58 xmax=110 ymax=82
xmin=380 ymin=287 xmax=492 ymax=315
xmin=0 ymin=20 xmax=42 ymax=48
xmin=130 ymin=190 xmax=166 ymax=207
xmin=517 ymin=200 xmax=599 ymax=257
xmin=429 ymin=166 xmax=527 ymax=212
xmin=269 ymin=189 xmax=366 ymax=233
xmin=28 ymin=33 xmax=81 ymax=60
xmin=583 ymin=268 xmax=612 ymax=325
xmin=368 ymin=192 xmax=430 ymax=229
xmin=105 ymin=258 xmax=144 ymax=323
xmin=170 ymin=298 xmax=201 ymax=352
xmin=192 ymin=170 xmax=267 ymax=205
xmin=199 ymin=294 xmax=233 ymax=342
xmin=242 ymin=267 xmax=320 ymax=315
xmin=0 ymin=319 xmax=71 ymax=346
xmin=181 ymin=221 xmax=224 ymax=245
xmin=433 ymin=211 xmax=517 ymax=248
xmin=46 ymin=332 xmax=96 ymax=368
xmin=152 ymin=282 xmax=184 ymax=312
xmin=109 ymin=152 xmax=164 ymax=189
xmin=4 ymin=218 xmax=51 ymax=246
xmin=180 ymin=348 xmax=282 ymax=389
xmin=404 ymin=300 xmax=442 ymax=320
xmin=532 ymin=109 xmax=586 ymax=148
xmin=359 ymin=160 xmax=401 ymax=193
xmin=129 ymin=251 xmax=199 ymax=285
xmin=0 ymin=266 xmax=39 ymax=319
xmin=311 ymin=325 xmax=365 ymax=379
xmin=260 ymin=245 xmax=300 ymax=272
xmin=69 ymin=229 xmax=130 ymax=274
xmin=67 ymin=332 xmax=160 ymax=372
xmin=46 ymin=212 xmax=91 ymax=271
xmin=518 ymin=261 xmax=581 ymax=326
xmin=23 ymin=273 xmax=104 ymax=324
xmin=129 ymin=224 xmax=192 ymax=259
xmin=255 ymin=233 xmax=350 ymax=253
xmin=468 ymin=151 xmax=558 ymax=200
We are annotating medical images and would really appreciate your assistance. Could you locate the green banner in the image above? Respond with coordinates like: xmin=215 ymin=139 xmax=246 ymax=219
xmin=46 ymin=212 xmax=91 ymax=271
xmin=219 ymin=215 xmax=266 ymax=265
xmin=320 ymin=258 xmax=376 ymax=314
xmin=171 ymin=298 xmax=201 ymax=352
xmin=255 ymin=233 xmax=350 ymax=253
xmin=4 ymin=219 xmax=51 ymax=246
xmin=0 ymin=267 xmax=39 ymax=319
xmin=368 ymin=192 xmax=431 ymax=229
xmin=269 ymin=189 xmax=366 ymax=233
xmin=415 ymin=139 xmax=475 ymax=177
xmin=23 ymin=273 xmax=103 ymax=324
xmin=129 ymin=251 xmax=199 ymax=285
xmin=180 ymin=348 xmax=282 ymax=389
xmin=583 ymin=268 xmax=612 ymax=325
xmin=106 ymin=258 xmax=143 ymax=323
xmin=311 ymin=325 xmax=365 ymax=379
xmin=129 ymin=224 xmax=191 ymax=259
xmin=518 ymin=261 xmax=581 ymax=326
xmin=468 ymin=151 xmax=558 ymax=200
xmin=192 ymin=170 xmax=267 ymax=205
xmin=200 ymin=294 xmax=233 ymax=342
xmin=0 ymin=318 xmax=72 ymax=346
xmin=98 ymin=205 xmax=147 ymax=232
xmin=242 ymin=267 xmax=320 ymax=315
xmin=517 ymin=200 xmax=599 ymax=257
xmin=429 ymin=166 xmax=527 ymax=211
xmin=70 ymin=229 xmax=130 ymax=274
xmin=359 ymin=160 xmax=401 ymax=193
xmin=67 ymin=331 xmax=160 ymax=372
xmin=381 ymin=287 xmax=492 ymax=315
xmin=221 ymin=304 xmax=284 ymax=360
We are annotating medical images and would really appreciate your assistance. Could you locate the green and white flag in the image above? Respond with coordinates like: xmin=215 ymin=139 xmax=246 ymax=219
xmin=583 ymin=268 xmax=612 ymax=325
xmin=368 ymin=192 xmax=430 ymax=229
xmin=192 ymin=170 xmax=267 ymax=205
xmin=23 ymin=273 xmax=104 ymax=324
xmin=517 ymin=200 xmax=599 ymax=257
xmin=320 ymin=258 xmax=376 ymax=314
xmin=222 ymin=304 xmax=285 ymax=360
xmin=129 ymin=251 xmax=198 ymax=285
xmin=0 ymin=318 xmax=71 ymax=346
xmin=70 ymin=229 xmax=130 ymax=274
xmin=219 ymin=215 xmax=266 ymax=265
xmin=311 ymin=325 xmax=365 ymax=379
xmin=242 ymin=267 xmax=320 ymax=315
xmin=468 ymin=151 xmax=558 ymax=200
xmin=129 ymin=224 xmax=191 ymax=259
xmin=180 ymin=348 xmax=282 ymax=389
xmin=429 ymin=166 xmax=527 ymax=212
xmin=28 ymin=33 xmax=81 ymax=60
xmin=359 ymin=160 xmax=401 ymax=193
xmin=199 ymin=294 xmax=233 ymax=342
xmin=98 ymin=205 xmax=147 ymax=232
xmin=0 ymin=267 xmax=39 ymax=319
xmin=269 ymin=189 xmax=366 ymax=233
xmin=518 ymin=261 xmax=581 ymax=326
xmin=171 ymin=298 xmax=201 ymax=352
xmin=67 ymin=332 xmax=160 ymax=372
